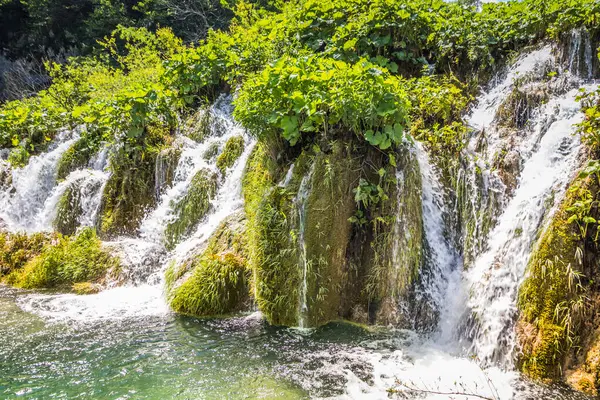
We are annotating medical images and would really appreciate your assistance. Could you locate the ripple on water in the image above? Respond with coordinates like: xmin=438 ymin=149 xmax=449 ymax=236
xmin=0 ymin=288 xmax=592 ymax=400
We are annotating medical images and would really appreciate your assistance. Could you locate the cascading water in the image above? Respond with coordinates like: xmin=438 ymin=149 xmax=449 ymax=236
xmin=38 ymin=166 xmax=109 ymax=231
xmin=413 ymin=143 xmax=463 ymax=338
xmin=0 ymin=130 xmax=78 ymax=231
xmin=140 ymin=98 xmax=253 ymax=253
xmin=461 ymin=85 xmax=590 ymax=365
xmin=295 ymin=164 xmax=315 ymax=329
xmin=2 ymin=42 xmax=600 ymax=400
xmin=568 ymin=28 xmax=594 ymax=80
xmin=7 ymin=97 xmax=255 ymax=322
xmin=445 ymin=43 xmax=598 ymax=368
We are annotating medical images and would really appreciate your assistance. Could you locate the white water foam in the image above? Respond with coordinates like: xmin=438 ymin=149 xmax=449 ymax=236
xmin=461 ymin=85 xmax=589 ymax=366
xmin=0 ymin=130 xmax=78 ymax=231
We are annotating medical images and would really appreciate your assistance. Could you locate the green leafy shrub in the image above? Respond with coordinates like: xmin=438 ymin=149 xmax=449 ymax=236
xmin=235 ymin=55 xmax=410 ymax=150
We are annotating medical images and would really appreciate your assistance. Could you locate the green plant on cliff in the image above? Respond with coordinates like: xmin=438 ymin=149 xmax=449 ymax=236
xmin=242 ymin=143 xmax=302 ymax=326
xmin=518 ymin=176 xmax=595 ymax=381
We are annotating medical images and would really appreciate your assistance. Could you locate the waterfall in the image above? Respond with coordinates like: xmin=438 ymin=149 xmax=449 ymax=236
xmin=140 ymin=99 xmax=250 ymax=248
xmin=38 ymin=169 xmax=109 ymax=231
xmin=0 ymin=130 xmax=78 ymax=231
xmin=462 ymin=85 xmax=590 ymax=366
xmin=296 ymin=164 xmax=315 ymax=329
xmin=167 ymin=116 xmax=255 ymax=262
xmin=10 ymin=97 xmax=255 ymax=322
xmin=441 ymin=41 xmax=598 ymax=366
xmin=568 ymin=28 xmax=594 ymax=80
xmin=279 ymin=163 xmax=295 ymax=187
xmin=413 ymin=143 xmax=462 ymax=337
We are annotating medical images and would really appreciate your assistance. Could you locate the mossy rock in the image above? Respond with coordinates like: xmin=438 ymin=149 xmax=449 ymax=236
xmin=300 ymin=142 xmax=360 ymax=327
xmin=155 ymin=146 xmax=182 ymax=196
xmin=169 ymin=253 xmax=249 ymax=316
xmin=98 ymin=144 xmax=162 ymax=238
xmin=164 ymin=168 xmax=218 ymax=249
xmin=54 ymin=184 xmax=82 ymax=235
xmin=203 ymin=142 xmax=220 ymax=161
xmin=72 ymin=281 xmax=101 ymax=295
xmin=0 ymin=231 xmax=57 ymax=278
xmin=496 ymin=85 xmax=548 ymax=129
xmin=166 ymin=211 xmax=251 ymax=317
xmin=517 ymin=178 xmax=591 ymax=382
xmin=367 ymin=146 xmax=425 ymax=327
xmin=518 ymin=320 xmax=567 ymax=381
xmin=243 ymin=143 xmax=300 ymax=326
xmin=5 ymin=227 xmax=120 ymax=290
xmin=56 ymin=138 xmax=99 ymax=181
xmin=0 ymin=161 xmax=12 ymax=189
xmin=216 ymin=135 xmax=245 ymax=175
xmin=183 ymin=109 xmax=212 ymax=142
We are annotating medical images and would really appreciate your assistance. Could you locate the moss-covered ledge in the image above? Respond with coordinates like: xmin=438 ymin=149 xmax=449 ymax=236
xmin=517 ymin=176 xmax=599 ymax=389
xmin=165 ymin=211 xmax=251 ymax=317
xmin=1 ymin=228 xmax=121 ymax=293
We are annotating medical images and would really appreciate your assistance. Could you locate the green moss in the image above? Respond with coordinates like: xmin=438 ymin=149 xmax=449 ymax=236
xmin=216 ymin=135 xmax=245 ymax=175
xmin=520 ymin=321 xmax=566 ymax=381
xmin=496 ymin=85 xmax=548 ymax=129
xmin=166 ymin=211 xmax=250 ymax=317
xmin=517 ymin=181 xmax=586 ymax=381
xmin=0 ymin=231 xmax=57 ymax=278
xmin=56 ymin=138 xmax=99 ymax=181
xmin=243 ymin=143 xmax=300 ymax=326
xmin=184 ymin=109 xmax=211 ymax=142
xmin=155 ymin=146 xmax=181 ymax=194
xmin=169 ymin=252 xmax=249 ymax=316
xmin=376 ymin=147 xmax=422 ymax=298
xmin=203 ymin=142 xmax=220 ymax=161
xmin=72 ymin=281 xmax=101 ymax=295
xmin=98 ymin=128 xmax=170 ymax=238
xmin=164 ymin=168 xmax=218 ymax=249
xmin=7 ymin=227 xmax=120 ymax=290
xmin=53 ymin=185 xmax=82 ymax=235
xmin=300 ymin=142 xmax=360 ymax=327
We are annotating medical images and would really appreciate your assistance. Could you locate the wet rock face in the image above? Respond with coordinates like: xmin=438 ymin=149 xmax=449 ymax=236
xmin=494 ymin=145 xmax=521 ymax=194
xmin=558 ymin=28 xmax=600 ymax=80
xmin=164 ymin=211 xmax=251 ymax=318
xmin=0 ymin=160 xmax=11 ymax=189
xmin=154 ymin=146 xmax=182 ymax=198
xmin=103 ymin=240 xmax=167 ymax=286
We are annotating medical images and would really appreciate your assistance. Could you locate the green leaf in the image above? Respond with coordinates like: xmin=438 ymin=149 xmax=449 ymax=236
xmin=379 ymin=138 xmax=392 ymax=150
xmin=343 ymin=38 xmax=358 ymax=51
xmin=389 ymin=153 xmax=397 ymax=167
